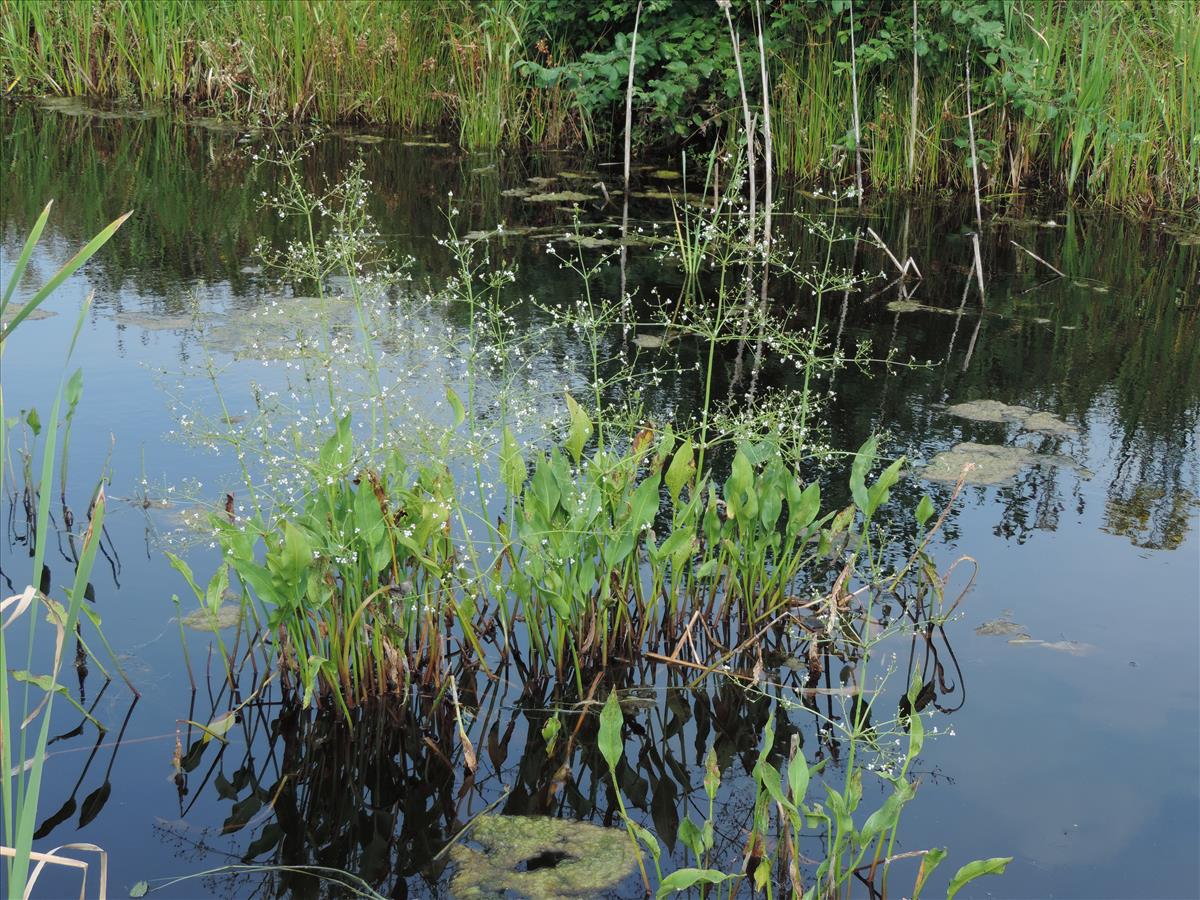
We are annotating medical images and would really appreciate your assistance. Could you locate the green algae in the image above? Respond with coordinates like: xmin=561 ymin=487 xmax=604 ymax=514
xmin=450 ymin=814 xmax=635 ymax=899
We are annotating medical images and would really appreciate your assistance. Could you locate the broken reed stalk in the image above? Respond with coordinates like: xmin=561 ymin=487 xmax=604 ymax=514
xmin=866 ymin=227 xmax=922 ymax=280
xmin=849 ymin=0 xmax=863 ymax=202
xmin=1010 ymin=240 xmax=1066 ymax=278
xmin=908 ymin=0 xmax=919 ymax=186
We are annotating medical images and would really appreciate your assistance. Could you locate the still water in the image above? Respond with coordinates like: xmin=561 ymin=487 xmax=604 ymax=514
xmin=2 ymin=103 xmax=1198 ymax=899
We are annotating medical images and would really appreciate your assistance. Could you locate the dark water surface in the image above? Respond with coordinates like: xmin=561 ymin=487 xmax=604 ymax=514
xmin=2 ymin=105 xmax=1198 ymax=899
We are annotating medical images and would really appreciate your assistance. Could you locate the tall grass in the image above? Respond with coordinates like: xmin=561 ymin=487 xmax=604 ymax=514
xmin=1 ymin=0 xmax=1196 ymax=205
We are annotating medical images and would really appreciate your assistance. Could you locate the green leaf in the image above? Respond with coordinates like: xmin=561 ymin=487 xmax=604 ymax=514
xmin=500 ymin=426 xmax=526 ymax=497
xmin=541 ymin=714 xmax=562 ymax=755
xmin=866 ymin=456 xmax=904 ymax=516
xmin=655 ymin=868 xmax=732 ymax=897
xmin=849 ymin=435 xmax=877 ymax=512
xmin=598 ymin=691 xmax=624 ymax=773
xmin=129 ymin=881 xmax=149 ymax=898
xmin=282 ymin=521 xmax=313 ymax=583
xmin=165 ymin=551 xmax=203 ymax=603
xmin=787 ymin=743 xmax=810 ymax=805
xmin=564 ymin=392 xmax=593 ymax=464
xmin=916 ymin=495 xmax=936 ymax=528
xmin=946 ymin=857 xmax=1013 ymax=899
xmin=446 ymin=386 xmax=466 ymax=427
xmin=859 ymin=777 xmax=916 ymax=843
xmin=664 ymin=438 xmax=694 ymax=505
xmin=912 ymin=847 xmax=947 ymax=899
xmin=677 ymin=817 xmax=703 ymax=861
xmin=205 ymin=563 xmax=229 ymax=613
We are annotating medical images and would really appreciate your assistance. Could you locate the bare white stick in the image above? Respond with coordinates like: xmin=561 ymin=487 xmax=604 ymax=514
xmin=722 ymin=0 xmax=756 ymax=232
xmin=965 ymin=56 xmax=983 ymax=232
xmin=908 ymin=0 xmax=919 ymax=184
xmin=849 ymin=0 xmax=863 ymax=201
xmin=620 ymin=2 xmax=642 ymax=304
xmin=971 ymin=231 xmax=987 ymax=306
xmin=1010 ymin=239 xmax=1066 ymax=277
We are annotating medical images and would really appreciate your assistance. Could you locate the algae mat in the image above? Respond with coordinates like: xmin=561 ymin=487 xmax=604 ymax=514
xmin=451 ymin=814 xmax=635 ymax=898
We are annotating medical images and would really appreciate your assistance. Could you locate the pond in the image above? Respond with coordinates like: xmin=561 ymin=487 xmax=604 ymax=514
xmin=2 ymin=104 xmax=1198 ymax=899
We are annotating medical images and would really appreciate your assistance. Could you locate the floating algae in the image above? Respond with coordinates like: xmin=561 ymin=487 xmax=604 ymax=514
xmin=886 ymin=299 xmax=960 ymax=315
xmin=631 ymin=332 xmax=674 ymax=349
xmin=524 ymin=191 xmax=597 ymax=203
xmin=180 ymin=604 xmax=241 ymax=632
xmin=341 ymin=133 xmax=385 ymax=144
xmin=945 ymin=399 xmax=1075 ymax=435
xmin=113 ymin=311 xmax=196 ymax=331
xmin=450 ymin=814 xmax=635 ymax=899
xmin=921 ymin=443 xmax=1034 ymax=484
xmin=1 ymin=304 xmax=56 ymax=323
xmin=976 ymin=616 xmax=1031 ymax=639
xmin=648 ymin=169 xmax=682 ymax=179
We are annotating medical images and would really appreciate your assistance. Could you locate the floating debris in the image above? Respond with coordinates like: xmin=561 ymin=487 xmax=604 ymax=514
xmin=341 ymin=133 xmax=384 ymax=144
xmin=524 ymin=191 xmax=597 ymax=203
xmin=921 ymin=443 xmax=1033 ymax=484
xmin=450 ymin=814 xmax=635 ymax=899
xmin=630 ymin=189 xmax=675 ymax=200
xmin=401 ymin=140 xmax=452 ymax=148
xmin=526 ymin=176 xmax=557 ymax=187
xmin=180 ymin=604 xmax=241 ymax=632
xmin=501 ymin=186 xmax=535 ymax=197
xmin=976 ymin=617 xmax=1095 ymax=655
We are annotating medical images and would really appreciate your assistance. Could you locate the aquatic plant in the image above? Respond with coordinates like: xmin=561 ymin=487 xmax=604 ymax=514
xmin=1 ymin=203 xmax=128 ymax=897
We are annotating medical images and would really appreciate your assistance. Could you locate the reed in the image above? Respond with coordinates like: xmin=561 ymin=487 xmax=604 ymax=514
xmin=1 ymin=205 xmax=128 ymax=897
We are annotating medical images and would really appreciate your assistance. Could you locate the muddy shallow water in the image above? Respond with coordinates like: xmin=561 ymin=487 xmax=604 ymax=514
xmin=2 ymin=104 xmax=1198 ymax=898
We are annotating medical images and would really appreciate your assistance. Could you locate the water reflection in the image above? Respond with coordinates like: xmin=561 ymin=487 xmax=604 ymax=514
xmin=2 ymin=101 xmax=1197 ymax=897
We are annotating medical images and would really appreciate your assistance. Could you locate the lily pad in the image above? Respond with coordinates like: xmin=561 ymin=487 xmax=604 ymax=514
xmin=180 ymin=604 xmax=241 ymax=632
xmin=450 ymin=814 xmax=636 ymax=899
xmin=524 ymin=191 xmax=597 ymax=203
